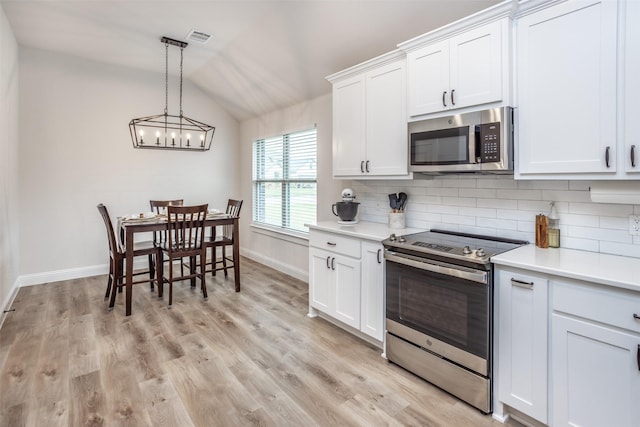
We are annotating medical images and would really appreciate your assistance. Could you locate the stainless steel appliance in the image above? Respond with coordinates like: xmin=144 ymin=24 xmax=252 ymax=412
xmin=409 ymin=107 xmax=514 ymax=174
xmin=383 ymin=229 xmax=527 ymax=413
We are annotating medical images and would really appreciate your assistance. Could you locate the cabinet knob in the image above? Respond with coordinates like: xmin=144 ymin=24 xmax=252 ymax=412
xmin=327 ymin=242 xmax=337 ymax=246
xmin=365 ymin=160 xmax=370 ymax=173
xmin=451 ymin=89 xmax=456 ymax=106
xmin=331 ymin=257 xmax=336 ymax=270
xmin=442 ymin=91 xmax=447 ymax=107
xmin=326 ymin=256 xmax=331 ymax=269
xmin=605 ymin=146 xmax=611 ymax=168
xmin=633 ymin=313 xmax=640 ymax=320
xmin=377 ymin=249 xmax=382 ymax=264
xmin=631 ymin=145 xmax=636 ymax=168
xmin=360 ymin=161 xmax=365 ymax=173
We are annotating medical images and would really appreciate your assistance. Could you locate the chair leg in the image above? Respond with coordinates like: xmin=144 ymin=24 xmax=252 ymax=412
xmin=212 ymin=247 xmax=217 ymax=277
xmin=156 ymin=250 xmax=164 ymax=299
xmin=109 ymin=260 xmax=123 ymax=310
xmin=190 ymin=256 xmax=196 ymax=288
xmin=222 ymin=246 xmax=228 ymax=277
xmin=148 ymin=254 xmax=155 ymax=291
xmin=105 ymin=258 xmax=114 ymax=299
xmin=201 ymin=250 xmax=208 ymax=301
xmin=168 ymin=258 xmax=173 ymax=308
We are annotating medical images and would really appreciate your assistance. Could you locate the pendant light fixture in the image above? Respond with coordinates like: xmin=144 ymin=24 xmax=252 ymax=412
xmin=129 ymin=36 xmax=215 ymax=151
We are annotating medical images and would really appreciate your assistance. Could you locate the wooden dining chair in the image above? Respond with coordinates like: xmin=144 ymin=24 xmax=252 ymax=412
xmin=149 ymin=199 xmax=184 ymax=280
xmin=205 ymin=199 xmax=243 ymax=278
xmin=161 ymin=204 xmax=208 ymax=307
xmin=97 ymin=203 xmax=162 ymax=311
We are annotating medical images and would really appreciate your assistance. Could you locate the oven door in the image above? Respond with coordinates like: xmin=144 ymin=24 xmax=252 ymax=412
xmin=385 ymin=250 xmax=491 ymax=375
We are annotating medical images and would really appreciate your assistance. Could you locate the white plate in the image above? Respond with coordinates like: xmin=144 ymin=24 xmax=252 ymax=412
xmin=208 ymin=208 xmax=221 ymax=214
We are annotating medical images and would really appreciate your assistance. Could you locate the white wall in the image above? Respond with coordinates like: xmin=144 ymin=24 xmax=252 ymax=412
xmin=17 ymin=47 xmax=240 ymax=283
xmin=351 ymin=176 xmax=640 ymax=257
xmin=0 ymin=5 xmax=19 ymax=311
xmin=239 ymin=93 xmax=347 ymax=281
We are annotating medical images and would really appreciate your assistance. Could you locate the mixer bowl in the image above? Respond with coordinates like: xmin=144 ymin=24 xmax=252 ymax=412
xmin=332 ymin=201 xmax=359 ymax=222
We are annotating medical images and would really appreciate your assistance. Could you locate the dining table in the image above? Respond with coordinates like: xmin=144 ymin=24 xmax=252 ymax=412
xmin=119 ymin=212 xmax=240 ymax=316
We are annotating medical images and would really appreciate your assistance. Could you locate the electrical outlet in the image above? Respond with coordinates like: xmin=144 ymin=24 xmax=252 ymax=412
xmin=629 ymin=215 xmax=640 ymax=235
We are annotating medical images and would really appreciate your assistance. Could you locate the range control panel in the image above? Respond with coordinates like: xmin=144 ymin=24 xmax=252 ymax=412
xmin=478 ymin=122 xmax=501 ymax=163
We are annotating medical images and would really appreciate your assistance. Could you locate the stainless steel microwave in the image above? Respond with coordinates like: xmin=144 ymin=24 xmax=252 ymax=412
xmin=409 ymin=107 xmax=514 ymax=174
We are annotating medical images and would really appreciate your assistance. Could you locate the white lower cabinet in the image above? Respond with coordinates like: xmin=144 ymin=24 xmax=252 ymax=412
xmin=551 ymin=280 xmax=640 ymax=427
xmin=308 ymin=230 xmax=384 ymax=344
xmin=496 ymin=268 xmax=548 ymax=424
xmin=496 ymin=267 xmax=640 ymax=427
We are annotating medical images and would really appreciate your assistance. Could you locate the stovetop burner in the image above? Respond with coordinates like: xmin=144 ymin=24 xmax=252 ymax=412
xmin=383 ymin=228 xmax=528 ymax=265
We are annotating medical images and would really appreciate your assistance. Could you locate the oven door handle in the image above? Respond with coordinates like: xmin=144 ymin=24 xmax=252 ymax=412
xmin=385 ymin=252 xmax=488 ymax=284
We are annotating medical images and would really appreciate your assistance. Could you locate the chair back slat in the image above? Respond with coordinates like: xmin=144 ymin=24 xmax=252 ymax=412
xmin=223 ymin=199 xmax=243 ymax=240
xmin=150 ymin=199 xmax=184 ymax=245
xmin=167 ymin=204 xmax=208 ymax=256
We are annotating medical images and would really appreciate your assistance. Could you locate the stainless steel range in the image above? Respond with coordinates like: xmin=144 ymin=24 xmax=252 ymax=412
xmin=383 ymin=229 xmax=527 ymax=414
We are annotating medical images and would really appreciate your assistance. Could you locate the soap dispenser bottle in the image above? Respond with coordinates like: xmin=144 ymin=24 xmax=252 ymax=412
xmin=548 ymin=202 xmax=560 ymax=248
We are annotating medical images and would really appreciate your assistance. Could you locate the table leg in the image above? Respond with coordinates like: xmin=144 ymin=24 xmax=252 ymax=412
xmin=125 ymin=227 xmax=134 ymax=316
xmin=233 ymin=218 xmax=240 ymax=292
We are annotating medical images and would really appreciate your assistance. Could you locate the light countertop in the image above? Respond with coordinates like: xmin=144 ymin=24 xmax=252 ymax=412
xmin=492 ymin=245 xmax=640 ymax=292
xmin=306 ymin=220 xmax=425 ymax=242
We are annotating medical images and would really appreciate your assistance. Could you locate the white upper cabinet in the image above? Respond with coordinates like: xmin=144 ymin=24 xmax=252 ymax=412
xmin=328 ymin=52 xmax=410 ymax=179
xmin=623 ymin=0 xmax=640 ymax=174
xmin=515 ymin=0 xmax=619 ymax=178
xmin=406 ymin=19 xmax=505 ymax=117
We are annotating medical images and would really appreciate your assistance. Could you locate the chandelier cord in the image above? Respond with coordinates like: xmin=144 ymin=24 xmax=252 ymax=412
xmin=179 ymin=47 xmax=184 ymax=117
xmin=164 ymin=42 xmax=169 ymax=115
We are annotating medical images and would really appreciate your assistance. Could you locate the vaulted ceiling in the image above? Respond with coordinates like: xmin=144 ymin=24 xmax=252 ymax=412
xmin=1 ymin=0 xmax=501 ymax=121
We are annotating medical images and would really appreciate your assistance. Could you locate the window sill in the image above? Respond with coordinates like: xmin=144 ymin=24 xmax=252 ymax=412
xmin=250 ymin=223 xmax=309 ymax=246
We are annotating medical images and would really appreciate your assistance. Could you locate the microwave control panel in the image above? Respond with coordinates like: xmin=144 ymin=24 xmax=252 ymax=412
xmin=478 ymin=122 xmax=500 ymax=163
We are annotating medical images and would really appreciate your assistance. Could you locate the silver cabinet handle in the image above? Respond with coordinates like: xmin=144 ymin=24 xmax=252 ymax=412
xmin=326 ymin=242 xmax=336 ymax=246
xmin=326 ymin=256 xmax=331 ymax=269
xmin=377 ymin=249 xmax=382 ymax=264
xmin=511 ymin=278 xmax=534 ymax=289
xmin=451 ymin=89 xmax=456 ymax=106
xmin=360 ymin=161 xmax=365 ymax=173
xmin=605 ymin=146 xmax=611 ymax=168
xmin=331 ymin=257 xmax=335 ymax=270
xmin=442 ymin=91 xmax=447 ymax=107
xmin=365 ymin=160 xmax=370 ymax=173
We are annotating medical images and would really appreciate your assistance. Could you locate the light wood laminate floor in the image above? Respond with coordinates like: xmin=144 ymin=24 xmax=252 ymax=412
xmin=0 ymin=258 xmax=522 ymax=426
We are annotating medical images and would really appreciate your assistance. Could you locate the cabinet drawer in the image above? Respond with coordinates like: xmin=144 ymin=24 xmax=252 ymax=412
xmin=309 ymin=231 xmax=361 ymax=258
xmin=553 ymin=280 xmax=640 ymax=334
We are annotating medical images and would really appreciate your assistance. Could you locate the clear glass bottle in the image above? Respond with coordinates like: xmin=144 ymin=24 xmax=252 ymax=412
xmin=548 ymin=202 xmax=560 ymax=248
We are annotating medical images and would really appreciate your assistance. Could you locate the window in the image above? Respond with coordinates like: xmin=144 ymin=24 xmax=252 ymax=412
xmin=252 ymin=127 xmax=317 ymax=233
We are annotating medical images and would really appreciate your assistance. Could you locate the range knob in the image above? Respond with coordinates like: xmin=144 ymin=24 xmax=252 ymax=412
xmin=389 ymin=233 xmax=397 ymax=241
xmin=398 ymin=236 xmax=407 ymax=243
xmin=463 ymin=245 xmax=472 ymax=255
xmin=476 ymin=248 xmax=486 ymax=257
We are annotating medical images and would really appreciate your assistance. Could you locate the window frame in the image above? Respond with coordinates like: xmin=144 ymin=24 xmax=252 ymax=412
xmin=252 ymin=127 xmax=317 ymax=234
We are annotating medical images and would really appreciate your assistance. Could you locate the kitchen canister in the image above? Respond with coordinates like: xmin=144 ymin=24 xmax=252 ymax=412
xmin=389 ymin=212 xmax=406 ymax=229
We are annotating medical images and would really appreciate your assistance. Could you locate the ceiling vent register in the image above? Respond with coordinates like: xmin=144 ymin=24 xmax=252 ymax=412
xmin=186 ymin=29 xmax=212 ymax=44
xmin=129 ymin=36 xmax=215 ymax=151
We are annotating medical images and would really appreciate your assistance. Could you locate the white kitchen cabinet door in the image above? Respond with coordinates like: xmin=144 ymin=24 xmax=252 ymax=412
xmin=407 ymin=19 xmax=504 ymax=117
xmin=360 ymin=241 xmax=384 ymax=341
xmin=497 ymin=269 xmax=548 ymax=424
xmin=516 ymin=0 xmax=618 ymax=176
xmin=624 ymin=0 xmax=640 ymax=174
xmin=449 ymin=19 xmax=503 ymax=111
xmin=407 ymin=40 xmax=450 ymax=116
xmin=332 ymin=75 xmax=366 ymax=176
xmin=365 ymin=60 xmax=408 ymax=176
xmin=309 ymin=248 xmax=333 ymax=313
xmin=551 ymin=313 xmax=640 ymax=427
xmin=333 ymin=254 xmax=361 ymax=329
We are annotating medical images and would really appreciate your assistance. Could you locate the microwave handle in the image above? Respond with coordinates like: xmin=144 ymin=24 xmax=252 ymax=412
xmin=469 ymin=125 xmax=477 ymax=164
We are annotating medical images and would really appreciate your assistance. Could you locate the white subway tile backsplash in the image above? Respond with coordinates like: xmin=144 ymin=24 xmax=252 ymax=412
xmin=350 ymin=177 xmax=640 ymax=258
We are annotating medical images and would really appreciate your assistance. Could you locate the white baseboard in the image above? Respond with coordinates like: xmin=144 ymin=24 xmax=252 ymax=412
xmin=16 ymin=264 xmax=109 ymax=287
xmin=240 ymin=248 xmax=308 ymax=283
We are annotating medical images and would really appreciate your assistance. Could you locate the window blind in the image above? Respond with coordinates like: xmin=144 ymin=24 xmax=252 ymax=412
xmin=252 ymin=128 xmax=317 ymax=233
